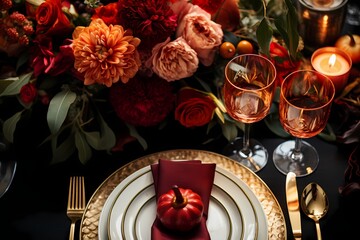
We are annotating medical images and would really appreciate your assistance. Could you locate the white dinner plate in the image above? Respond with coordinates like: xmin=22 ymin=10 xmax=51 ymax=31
xmin=99 ymin=165 xmax=267 ymax=240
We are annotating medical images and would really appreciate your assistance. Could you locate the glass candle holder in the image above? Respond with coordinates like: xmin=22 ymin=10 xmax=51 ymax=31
xmin=297 ymin=0 xmax=348 ymax=50
xmin=311 ymin=47 xmax=352 ymax=94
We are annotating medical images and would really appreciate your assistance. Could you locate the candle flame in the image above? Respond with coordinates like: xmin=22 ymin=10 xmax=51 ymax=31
xmin=328 ymin=54 xmax=336 ymax=68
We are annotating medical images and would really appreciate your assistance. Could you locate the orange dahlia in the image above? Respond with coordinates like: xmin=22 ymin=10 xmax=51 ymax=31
xmin=72 ymin=18 xmax=141 ymax=87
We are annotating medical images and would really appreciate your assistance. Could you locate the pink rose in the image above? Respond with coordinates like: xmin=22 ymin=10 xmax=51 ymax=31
xmin=146 ymin=37 xmax=199 ymax=81
xmin=176 ymin=5 xmax=223 ymax=66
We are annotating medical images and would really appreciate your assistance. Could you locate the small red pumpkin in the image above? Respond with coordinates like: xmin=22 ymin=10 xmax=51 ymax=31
xmin=156 ymin=185 xmax=204 ymax=232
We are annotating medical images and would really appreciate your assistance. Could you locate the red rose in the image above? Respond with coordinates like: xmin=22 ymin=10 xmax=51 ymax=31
xmin=269 ymin=41 xmax=301 ymax=86
xmin=92 ymin=2 xmax=119 ymax=26
xmin=211 ymin=0 xmax=241 ymax=31
xmin=35 ymin=0 xmax=73 ymax=36
xmin=192 ymin=0 xmax=225 ymax=14
xmin=175 ymin=88 xmax=216 ymax=128
xmin=20 ymin=83 xmax=37 ymax=104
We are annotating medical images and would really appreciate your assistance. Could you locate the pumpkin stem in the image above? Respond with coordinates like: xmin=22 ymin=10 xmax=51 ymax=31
xmin=172 ymin=185 xmax=185 ymax=205
xmin=347 ymin=33 xmax=356 ymax=46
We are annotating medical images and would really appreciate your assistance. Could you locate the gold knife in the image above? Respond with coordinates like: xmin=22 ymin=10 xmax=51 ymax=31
xmin=286 ymin=172 xmax=302 ymax=240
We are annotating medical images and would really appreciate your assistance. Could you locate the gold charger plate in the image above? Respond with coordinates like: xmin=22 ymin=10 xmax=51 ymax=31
xmin=80 ymin=149 xmax=287 ymax=240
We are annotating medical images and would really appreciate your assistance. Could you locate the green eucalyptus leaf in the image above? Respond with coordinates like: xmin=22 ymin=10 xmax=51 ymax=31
xmin=83 ymin=131 xmax=101 ymax=150
xmin=97 ymin=111 xmax=116 ymax=149
xmin=274 ymin=0 xmax=300 ymax=59
xmin=83 ymin=113 xmax=116 ymax=150
xmin=126 ymin=123 xmax=148 ymax=150
xmin=0 ymin=78 xmax=16 ymax=95
xmin=0 ymin=72 xmax=33 ymax=96
xmin=47 ymin=89 xmax=77 ymax=134
xmin=3 ymin=110 xmax=23 ymax=143
xmin=221 ymin=122 xmax=238 ymax=142
xmin=214 ymin=107 xmax=225 ymax=124
xmin=16 ymin=51 xmax=29 ymax=71
xmin=51 ymin=134 xmax=76 ymax=164
xmin=318 ymin=124 xmax=336 ymax=142
xmin=75 ymin=129 xmax=92 ymax=164
xmin=256 ymin=18 xmax=273 ymax=57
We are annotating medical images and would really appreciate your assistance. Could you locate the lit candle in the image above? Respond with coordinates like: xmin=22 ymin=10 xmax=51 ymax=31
xmin=311 ymin=47 xmax=352 ymax=94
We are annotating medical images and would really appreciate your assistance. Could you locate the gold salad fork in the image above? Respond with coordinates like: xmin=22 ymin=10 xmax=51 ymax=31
xmin=67 ymin=176 xmax=86 ymax=240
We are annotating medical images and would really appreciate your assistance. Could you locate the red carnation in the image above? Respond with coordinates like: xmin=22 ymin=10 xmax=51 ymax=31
xmin=116 ymin=0 xmax=177 ymax=49
xmin=109 ymin=75 xmax=175 ymax=127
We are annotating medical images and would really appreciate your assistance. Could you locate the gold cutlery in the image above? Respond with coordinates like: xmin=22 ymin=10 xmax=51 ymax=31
xmin=67 ymin=176 xmax=86 ymax=240
xmin=285 ymin=172 xmax=302 ymax=240
xmin=301 ymin=182 xmax=329 ymax=240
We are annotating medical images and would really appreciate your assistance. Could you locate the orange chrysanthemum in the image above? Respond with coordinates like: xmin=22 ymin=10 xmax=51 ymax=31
xmin=72 ymin=18 xmax=141 ymax=87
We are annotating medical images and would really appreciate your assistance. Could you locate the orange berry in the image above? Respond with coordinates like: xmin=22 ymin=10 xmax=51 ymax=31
xmin=236 ymin=40 xmax=254 ymax=54
xmin=219 ymin=42 xmax=236 ymax=59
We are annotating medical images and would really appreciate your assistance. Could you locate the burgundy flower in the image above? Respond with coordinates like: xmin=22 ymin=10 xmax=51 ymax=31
xmin=45 ymin=39 xmax=74 ymax=76
xmin=19 ymin=83 xmax=37 ymax=104
xmin=109 ymin=75 xmax=175 ymax=127
xmin=29 ymin=36 xmax=55 ymax=77
xmin=116 ymin=0 xmax=178 ymax=49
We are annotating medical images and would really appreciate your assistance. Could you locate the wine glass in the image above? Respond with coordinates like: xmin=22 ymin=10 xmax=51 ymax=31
xmin=273 ymin=70 xmax=335 ymax=177
xmin=222 ymin=54 xmax=277 ymax=172
xmin=0 ymin=119 xmax=17 ymax=198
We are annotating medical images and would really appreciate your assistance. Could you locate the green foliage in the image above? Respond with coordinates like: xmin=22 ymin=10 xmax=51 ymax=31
xmin=256 ymin=18 xmax=273 ymax=56
xmin=47 ymin=89 xmax=77 ymax=134
xmin=3 ymin=110 xmax=23 ymax=143
xmin=0 ymin=72 xmax=32 ymax=96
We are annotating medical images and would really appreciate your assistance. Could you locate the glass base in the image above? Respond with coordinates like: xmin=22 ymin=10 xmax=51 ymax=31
xmin=273 ymin=140 xmax=318 ymax=177
xmin=223 ymin=137 xmax=268 ymax=172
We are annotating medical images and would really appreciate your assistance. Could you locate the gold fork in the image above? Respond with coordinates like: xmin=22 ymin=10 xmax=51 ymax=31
xmin=67 ymin=176 xmax=86 ymax=240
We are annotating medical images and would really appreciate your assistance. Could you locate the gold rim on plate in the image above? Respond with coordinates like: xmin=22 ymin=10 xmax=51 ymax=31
xmin=80 ymin=149 xmax=287 ymax=240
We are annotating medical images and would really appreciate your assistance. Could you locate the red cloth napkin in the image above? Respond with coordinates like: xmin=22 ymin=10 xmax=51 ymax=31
xmin=151 ymin=159 xmax=216 ymax=240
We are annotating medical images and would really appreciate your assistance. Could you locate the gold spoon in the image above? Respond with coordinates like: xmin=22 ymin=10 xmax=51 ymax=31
xmin=300 ymin=182 xmax=329 ymax=240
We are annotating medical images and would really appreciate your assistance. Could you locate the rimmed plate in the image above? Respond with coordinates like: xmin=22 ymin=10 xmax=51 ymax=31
xmin=80 ymin=149 xmax=287 ymax=240
xmin=104 ymin=165 xmax=267 ymax=240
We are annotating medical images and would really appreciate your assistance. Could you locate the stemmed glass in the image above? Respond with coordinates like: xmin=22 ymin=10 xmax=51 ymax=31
xmin=273 ymin=70 xmax=335 ymax=177
xmin=0 ymin=119 xmax=17 ymax=198
xmin=222 ymin=54 xmax=277 ymax=172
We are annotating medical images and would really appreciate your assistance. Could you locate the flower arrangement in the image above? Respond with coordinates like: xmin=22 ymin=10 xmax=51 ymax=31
xmin=1 ymin=0 xmax=356 ymax=165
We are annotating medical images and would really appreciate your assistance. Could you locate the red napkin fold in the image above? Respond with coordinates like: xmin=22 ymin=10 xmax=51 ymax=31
xmin=151 ymin=159 xmax=216 ymax=240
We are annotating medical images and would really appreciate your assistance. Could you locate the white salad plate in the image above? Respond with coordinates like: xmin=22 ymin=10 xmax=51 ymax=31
xmin=99 ymin=165 xmax=268 ymax=240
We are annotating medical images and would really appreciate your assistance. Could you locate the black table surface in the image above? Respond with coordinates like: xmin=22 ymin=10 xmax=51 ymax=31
xmin=0 ymin=118 xmax=359 ymax=240
xmin=1 ymin=4 xmax=360 ymax=239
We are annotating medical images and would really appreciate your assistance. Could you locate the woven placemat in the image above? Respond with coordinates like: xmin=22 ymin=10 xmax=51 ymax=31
xmin=80 ymin=149 xmax=287 ymax=240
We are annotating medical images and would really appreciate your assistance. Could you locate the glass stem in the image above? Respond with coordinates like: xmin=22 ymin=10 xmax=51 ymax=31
xmin=290 ymin=138 xmax=303 ymax=162
xmin=241 ymin=123 xmax=251 ymax=155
